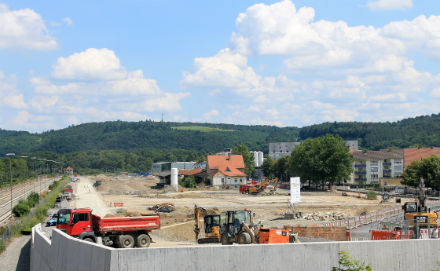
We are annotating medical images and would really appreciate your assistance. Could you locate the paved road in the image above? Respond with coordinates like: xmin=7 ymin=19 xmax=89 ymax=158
xmin=0 ymin=235 xmax=31 ymax=271
xmin=350 ymin=212 xmax=405 ymax=240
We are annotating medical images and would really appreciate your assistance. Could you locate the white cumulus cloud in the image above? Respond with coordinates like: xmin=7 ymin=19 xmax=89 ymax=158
xmin=181 ymin=0 xmax=440 ymax=126
xmin=367 ymin=0 xmax=413 ymax=11
xmin=0 ymin=4 xmax=57 ymax=50
xmin=52 ymin=48 xmax=127 ymax=81
xmin=23 ymin=48 xmax=190 ymax=130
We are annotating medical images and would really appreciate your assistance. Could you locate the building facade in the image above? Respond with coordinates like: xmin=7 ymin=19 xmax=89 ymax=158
xmin=269 ymin=142 xmax=301 ymax=160
xmin=350 ymin=149 xmax=404 ymax=184
xmin=207 ymin=154 xmax=246 ymax=187
xmin=269 ymin=140 xmax=359 ymax=160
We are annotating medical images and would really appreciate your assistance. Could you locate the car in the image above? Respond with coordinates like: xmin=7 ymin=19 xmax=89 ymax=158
xmin=46 ymin=218 xmax=57 ymax=226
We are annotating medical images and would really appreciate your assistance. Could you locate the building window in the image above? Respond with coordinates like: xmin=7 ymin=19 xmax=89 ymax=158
xmin=394 ymin=165 xmax=402 ymax=172
xmin=394 ymin=159 xmax=402 ymax=165
xmin=371 ymin=167 xmax=378 ymax=172
xmin=370 ymin=161 xmax=378 ymax=166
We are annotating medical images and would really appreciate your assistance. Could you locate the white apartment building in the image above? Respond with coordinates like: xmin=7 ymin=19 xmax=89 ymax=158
xmin=350 ymin=149 xmax=404 ymax=184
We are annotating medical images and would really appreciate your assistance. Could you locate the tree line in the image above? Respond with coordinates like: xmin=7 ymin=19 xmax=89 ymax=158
xmin=2 ymin=113 xmax=440 ymax=157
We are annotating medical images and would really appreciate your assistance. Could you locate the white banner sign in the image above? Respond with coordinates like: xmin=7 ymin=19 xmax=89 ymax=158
xmin=290 ymin=177 xmax=301 ymax=204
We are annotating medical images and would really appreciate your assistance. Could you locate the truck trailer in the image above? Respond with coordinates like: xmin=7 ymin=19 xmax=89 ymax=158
xmin=56 ymin=208 xmax=160 ymax=248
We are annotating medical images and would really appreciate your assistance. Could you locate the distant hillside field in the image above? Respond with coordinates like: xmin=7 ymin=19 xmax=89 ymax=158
xmin=171 ymin=126 xmax=234 ymax=132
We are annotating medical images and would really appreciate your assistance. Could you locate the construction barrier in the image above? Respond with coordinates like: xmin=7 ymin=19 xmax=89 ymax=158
xmin=317 ymin=206 xmax=403 ymax=230
xmin=109 ymin=202 xmax=124 ymax=207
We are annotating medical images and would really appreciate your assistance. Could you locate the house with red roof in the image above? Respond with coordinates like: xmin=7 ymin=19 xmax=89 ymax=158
xmin=403 ymin=147 xmax=440 ymax=168
xmin=207 ymin=154 xmax=246 ymax=187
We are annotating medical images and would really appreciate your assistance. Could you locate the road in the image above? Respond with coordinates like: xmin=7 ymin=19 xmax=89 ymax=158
xmin=73 ymin=176 xmax=111 ymax=217
xmin=0 ymin=177 xmax=59 ymax=225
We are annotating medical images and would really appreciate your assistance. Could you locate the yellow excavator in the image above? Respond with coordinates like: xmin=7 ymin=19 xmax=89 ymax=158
xmin=402 ymin=178 xmax=438 ymax=227
xmin=194 ymin=205 xmax=221 ymax=243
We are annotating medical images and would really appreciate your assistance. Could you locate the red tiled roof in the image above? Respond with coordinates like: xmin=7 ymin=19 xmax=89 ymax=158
xmin=207 ymin=155 xmax=246 ymax=177
xmin=179 ymin=168 xmax=203 ymax=176
xmin=404 ymin=148 xmax=440 ymax=168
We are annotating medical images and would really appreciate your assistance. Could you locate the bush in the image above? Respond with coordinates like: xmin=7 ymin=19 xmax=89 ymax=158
xmin=332 ymin=250 xmax=371 ymax=271
xmin=367 ymin=191 xmax=377 ymax=200
xmin=12 ymin=201 xmax=30 ymax=217
xmin=179 ymin=176 xmax=196 ymax=188
xmin=26 ymin=192 xmax=40 ymax=207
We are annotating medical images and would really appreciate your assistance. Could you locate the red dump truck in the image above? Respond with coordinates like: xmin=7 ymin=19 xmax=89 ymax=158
xmin=56 ymin=208 xmax=160 ymax=248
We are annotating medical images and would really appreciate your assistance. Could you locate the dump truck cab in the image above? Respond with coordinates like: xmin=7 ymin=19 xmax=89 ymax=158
xmin=56 ymin=208 xmax=95 ymax=241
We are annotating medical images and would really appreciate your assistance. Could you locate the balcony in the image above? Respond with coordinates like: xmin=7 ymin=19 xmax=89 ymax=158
xmin=383 ymin=162 xmax=392 ymax=166
xmin=383 ymin=169 xmax=392 ymax=173
xmin=355 ymin=171 xmax=366 ymax=174
xmin=355 ymin=178 xmax=367 ymax=182
xmin=355 ymin=164 xmax=366 ymax=167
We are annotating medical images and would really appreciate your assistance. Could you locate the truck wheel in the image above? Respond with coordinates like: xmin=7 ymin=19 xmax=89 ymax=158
xmin=118 ymin=235 xmax=135 ymax=248
xmin=238 ymin=232 xmax=251 ymax=244
xmin=83 ymin=237 xmax=95 ymax=243
xmin=221 ymin=234 xmax=231 ymax=245
xmin=136 ymin=234 xmax=151 ymax=248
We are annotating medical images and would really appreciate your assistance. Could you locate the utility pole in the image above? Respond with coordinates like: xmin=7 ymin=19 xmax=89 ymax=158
xmin=6 ymin=153 xmax=15 ymax=215
xmin=9 ymin=158 xmax=12 ymax=215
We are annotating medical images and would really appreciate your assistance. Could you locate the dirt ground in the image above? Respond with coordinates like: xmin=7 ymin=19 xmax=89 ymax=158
xmin=89 ymin=175 xmax=401 ymax=244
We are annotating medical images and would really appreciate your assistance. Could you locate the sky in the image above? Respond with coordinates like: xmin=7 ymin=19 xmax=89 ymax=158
xmin=0 ymin=0 xmax=440 ymax=132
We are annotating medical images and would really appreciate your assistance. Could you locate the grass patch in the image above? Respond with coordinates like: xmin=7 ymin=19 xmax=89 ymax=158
xmin=171 ymin=126 xmax=234 ymax=132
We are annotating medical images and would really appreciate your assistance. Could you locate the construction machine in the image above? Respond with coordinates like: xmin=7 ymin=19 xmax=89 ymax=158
xmin=193 ymin=205 xmax=221 ymax=243
xmin=240 ymin=178 xmax=279 ymax=195
xmin=219 ymin=208 xmax=298 ymax=245
xmin=402 ymin=178 xmax=438 ymax=227
xmin=219 ymin=209 xmax=258 ymax=245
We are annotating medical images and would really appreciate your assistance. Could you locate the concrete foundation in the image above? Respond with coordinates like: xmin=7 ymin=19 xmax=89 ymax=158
xmin=31 ymin=224 xmax=440 ymax=271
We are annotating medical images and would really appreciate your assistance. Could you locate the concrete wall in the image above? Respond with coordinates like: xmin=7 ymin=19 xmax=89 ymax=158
xmin=31 ymin=224 xmax=440 ymax=271
xmin=31 ymin=225 xmax=114 ymax=271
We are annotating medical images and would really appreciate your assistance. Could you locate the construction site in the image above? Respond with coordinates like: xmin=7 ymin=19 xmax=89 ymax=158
xmin=28 ymin=173 xmax=440 ymax=271
xmin=80 ymin=174 xmax=403 ymax=245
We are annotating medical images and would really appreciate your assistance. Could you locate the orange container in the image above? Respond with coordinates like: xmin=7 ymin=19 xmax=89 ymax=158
xmin=258 ymin=228 xmax=291 ymax=244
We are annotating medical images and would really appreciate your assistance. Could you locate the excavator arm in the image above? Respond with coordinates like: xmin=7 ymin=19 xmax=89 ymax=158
xmin=194 ymin=205 xmax=207 ymax=241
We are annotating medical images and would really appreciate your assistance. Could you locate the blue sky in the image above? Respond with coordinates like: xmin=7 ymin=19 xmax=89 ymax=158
xmin=0 ymin=0 xmax=439 ymax=132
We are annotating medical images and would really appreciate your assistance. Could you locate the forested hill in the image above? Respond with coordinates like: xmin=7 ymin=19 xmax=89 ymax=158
xmin=0 ymin=121 xmax=300 ymax=155
xmin=299 ymin=114 xmax=440 ymax=150
xmin=1 ymin=113 xmax=440 ymax=156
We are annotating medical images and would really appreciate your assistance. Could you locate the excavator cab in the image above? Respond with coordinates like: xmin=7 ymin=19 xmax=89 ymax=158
xmin=220 ymin=210 xmax=258 ymax=245
xmin=402 ymin=178 xmax=438 ymax=227
xmin=194 ymin=205 xmax=221 ymax=243
xmin=204 ymin=215 xmax=220 ymax=234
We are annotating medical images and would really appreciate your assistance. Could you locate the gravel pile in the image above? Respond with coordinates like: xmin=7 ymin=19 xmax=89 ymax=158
xmin=303 ymin=212 xmax=346 ymax=221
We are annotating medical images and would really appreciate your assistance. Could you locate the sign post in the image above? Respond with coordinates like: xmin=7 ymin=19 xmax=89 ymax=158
xmin=290 ymin=177 xmax=301 ymax=204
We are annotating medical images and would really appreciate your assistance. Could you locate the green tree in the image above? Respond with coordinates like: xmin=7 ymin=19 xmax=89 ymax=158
xmin=232 ymin=144 xmax=255 ymax=176
xmin=402 ymin=155 xmax=440 ymax=189
xmin=273 ymin=156 xmax=289 ymax=181
xmin=179 ymin=176 xmax=196 ymax=188
xmin=261 ymin=156 xmax=274 ymax=178
xmin=27 ymin=192 xmax=40 ymax=207
xmin=332 ymin=250 xmax=372 ymax=271
xmin=288 ymin=134 xmax=353 ymax=186
xmin=12 ymin=200 xmax=30 ymax=217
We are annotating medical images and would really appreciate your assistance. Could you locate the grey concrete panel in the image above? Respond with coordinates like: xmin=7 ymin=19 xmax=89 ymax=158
xmin=32 ymin=224 xmax=440 ymax=271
